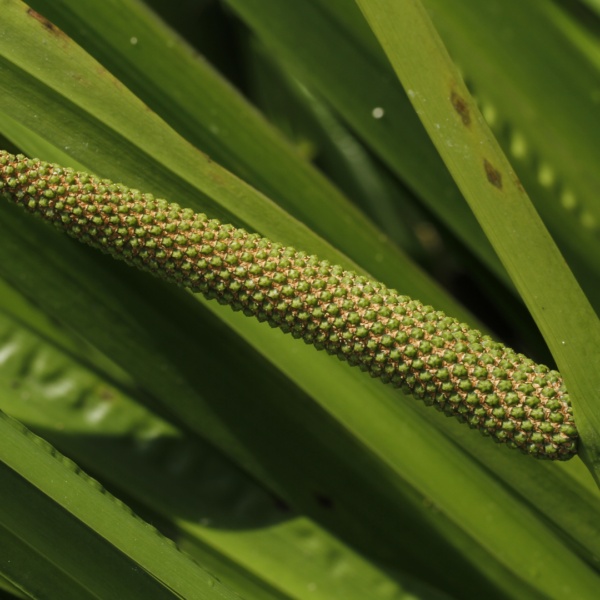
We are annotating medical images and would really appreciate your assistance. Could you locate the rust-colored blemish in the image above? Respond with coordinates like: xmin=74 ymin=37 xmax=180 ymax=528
xmin=27 ymin=9 xmax=66 ymax=37
xmin=514 ymin=175 xmax=525 ymax=193
xmin=95 ymin=66 xmax=123 ymax=90
xmin=484 ymin=159 xmax=503 ymax=189
xmin=451 ymin=91 xmax=471 ymax=126
xmin=68 ymin=72 xmax=88 ymax=87
xmin=193 ymin=144 xmax=212 ymax=164
xmin=99 ymin=388 xmax=115 ymax=401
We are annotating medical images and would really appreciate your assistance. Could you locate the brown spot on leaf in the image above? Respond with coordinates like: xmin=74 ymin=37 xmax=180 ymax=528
xmin=484 ymin=159 xmax=503 ymax=189
xmin=27 ymin=9 xmax=66 ymax=37
xmin=514 ymin=175 xmax=525 ymax=193
xmin=99 ymin=388 xmax=115 ymax=401
xmin=451 ymin=91 xmax=471 ymax=126
xmin=95 ymin=66 xmax=122 ymax=90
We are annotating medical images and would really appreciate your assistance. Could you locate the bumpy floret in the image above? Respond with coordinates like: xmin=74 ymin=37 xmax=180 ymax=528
xmin=0 ymin=150 xmax=578 ymax=460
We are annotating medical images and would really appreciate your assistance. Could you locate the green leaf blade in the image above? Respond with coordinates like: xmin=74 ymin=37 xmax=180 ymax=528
xmin=0 ymin=411 xmax=239 ymax=600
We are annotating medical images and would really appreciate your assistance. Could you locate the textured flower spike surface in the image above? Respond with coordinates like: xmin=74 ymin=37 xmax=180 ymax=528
xmin=0 ymin=150 xmax=578 ymax=460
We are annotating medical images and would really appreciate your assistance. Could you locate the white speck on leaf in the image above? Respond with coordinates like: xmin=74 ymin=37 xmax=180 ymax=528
xmin=372 ymin=107 xmax=384 ymax=119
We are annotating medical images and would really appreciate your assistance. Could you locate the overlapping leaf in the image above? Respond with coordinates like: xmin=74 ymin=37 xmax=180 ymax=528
xmin=0 ymin=410 xmax=241 ymax=600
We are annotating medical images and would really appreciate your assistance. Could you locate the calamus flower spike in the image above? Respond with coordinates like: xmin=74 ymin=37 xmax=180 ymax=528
xmin=0 ymin=150 xmax=578 ymax=460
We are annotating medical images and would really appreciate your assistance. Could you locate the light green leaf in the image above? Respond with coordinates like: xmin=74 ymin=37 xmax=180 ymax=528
xmin=0 ymin=410 xmax=240 ymax=599
xmin=420 ymin=0 xmax=600 ymax=311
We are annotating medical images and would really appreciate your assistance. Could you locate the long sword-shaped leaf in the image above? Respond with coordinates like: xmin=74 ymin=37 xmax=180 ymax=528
xmin=0 ymin=411 xmax=241 ymax=600
xmin=419 ymin=0 xmax=600 ymax=308
xmin=354 ymin=0 xmax=600 ymax=482
xmin=0 ymin=576 xmax=26 ymax=599
xmin=308 ymin=0 xmax=600 ymax=314
xmin=225 ymin=0 xmax=600 ymax=316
